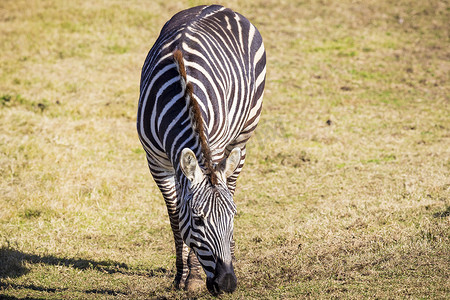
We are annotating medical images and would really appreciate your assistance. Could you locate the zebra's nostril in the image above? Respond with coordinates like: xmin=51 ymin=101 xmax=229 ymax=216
xmin=213 ymin=258 xmax=237 ymax=293
xmin=217 ymin=273 xmax=237 ymax=293
xmin=206 ymin=277 xmax=221 ymax=295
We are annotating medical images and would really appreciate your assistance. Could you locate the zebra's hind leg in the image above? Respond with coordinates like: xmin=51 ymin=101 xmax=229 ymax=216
xmin=185 ymin=248 xmax=204 ymax=292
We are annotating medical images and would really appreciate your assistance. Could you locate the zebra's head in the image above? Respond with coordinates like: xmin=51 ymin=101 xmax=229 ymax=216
xmin=179 ymin=147 xmax=241 ymax=294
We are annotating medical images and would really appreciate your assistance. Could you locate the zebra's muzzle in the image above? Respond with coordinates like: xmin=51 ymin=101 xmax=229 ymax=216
xmin=206 ymin=258 xmax=237 ymax=294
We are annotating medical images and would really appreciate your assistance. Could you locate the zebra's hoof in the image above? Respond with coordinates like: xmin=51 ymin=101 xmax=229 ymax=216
xmin=172 ymin=277 xmax=185 ymax=290
xmin=185 ymin=277 xmax=204 ymax=293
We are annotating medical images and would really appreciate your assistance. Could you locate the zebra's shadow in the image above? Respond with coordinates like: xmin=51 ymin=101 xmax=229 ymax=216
xmin=0 ymin=247 xmax=171 ymax=296
xmin=0 ymin=247 xmax=171 ymax=278
xmin=0 ymin=247 xmax=142 ymax=278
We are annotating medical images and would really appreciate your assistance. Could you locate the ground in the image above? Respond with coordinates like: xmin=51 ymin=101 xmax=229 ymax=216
xmin=0 ymin=0 xmax=449 ymax=299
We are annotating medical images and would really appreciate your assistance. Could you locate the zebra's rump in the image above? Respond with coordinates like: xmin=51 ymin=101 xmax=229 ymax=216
xmin=137 ymin=5 xmax=266 ymax=169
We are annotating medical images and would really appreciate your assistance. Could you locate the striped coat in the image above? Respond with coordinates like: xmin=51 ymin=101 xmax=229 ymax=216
xmin=137 ymin=5 xmax=266 ymax=294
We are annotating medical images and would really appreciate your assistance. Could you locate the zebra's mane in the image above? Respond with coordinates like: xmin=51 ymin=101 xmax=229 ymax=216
xmin=173 ymin=49 xmax=218 ymax=185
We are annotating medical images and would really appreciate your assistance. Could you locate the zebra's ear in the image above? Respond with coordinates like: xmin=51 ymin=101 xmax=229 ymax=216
xmin=180 ymin=148 xmax=203 ymax=184
xmin=222 ymin=147 xmax=241 ymax=178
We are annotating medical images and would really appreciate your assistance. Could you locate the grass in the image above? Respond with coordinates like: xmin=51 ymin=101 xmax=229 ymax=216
xmin=0 ymin=0 xmax=449 ymax=299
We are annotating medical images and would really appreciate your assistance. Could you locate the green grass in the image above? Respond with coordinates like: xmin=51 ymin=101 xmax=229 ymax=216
xmin=1 ymin=0 xmax=449 ymax=299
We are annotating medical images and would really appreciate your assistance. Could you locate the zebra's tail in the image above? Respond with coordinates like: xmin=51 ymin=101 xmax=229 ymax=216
xmin=173 ymin=50 xmax=218 ymax=185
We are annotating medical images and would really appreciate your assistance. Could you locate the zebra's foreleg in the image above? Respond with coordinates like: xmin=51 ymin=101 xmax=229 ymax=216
xmin=225 ymin=145 xmax=247 ymax=196
xmin=170 ymin=216 xmax=189 ymax=289
xmin=225 ymin=145 xmax=247 ymax=262
xmin=230 ymin=236 xmax=236 ymax=262
xmin=147 ymin=163 xmax=190 ymax=289
xmin=161 ymin=187 xmax=190 ymax=289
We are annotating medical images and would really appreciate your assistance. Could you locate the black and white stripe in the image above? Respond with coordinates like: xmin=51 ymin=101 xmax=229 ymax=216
xmin=137 ymin=5 xmax=265 ymax=293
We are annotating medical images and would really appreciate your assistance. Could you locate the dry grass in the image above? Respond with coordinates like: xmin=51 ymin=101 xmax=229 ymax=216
xmin=1 ymin=0 xmax=449 ymax=299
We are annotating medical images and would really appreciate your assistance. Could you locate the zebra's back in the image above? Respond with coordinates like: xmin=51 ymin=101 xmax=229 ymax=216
xmin=137 ymin=4 xmax=266 ymax=170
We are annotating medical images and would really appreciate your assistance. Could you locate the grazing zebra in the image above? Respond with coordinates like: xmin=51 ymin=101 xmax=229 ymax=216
xmin=137 ymin=5 xmax=266 ymax=294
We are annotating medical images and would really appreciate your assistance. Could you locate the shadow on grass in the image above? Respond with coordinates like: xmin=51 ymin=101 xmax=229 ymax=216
xmin=0 ymin=247 xmax=172 ymax=298
xmin=0 ymin=247 xmax=169 ymax=278
xmin=0 ymin=294 xmax=46 ymax=300
xmin=0 ymin=282 xmax=130 ymax=298
xmin=433 ymin=206 xmax=450 ymax=218
xmin=0 ymin=282 xmax=64 ymax=292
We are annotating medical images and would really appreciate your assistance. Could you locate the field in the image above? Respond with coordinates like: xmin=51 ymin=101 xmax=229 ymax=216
xmin=1 ymin=0 xmax=449 ymax=299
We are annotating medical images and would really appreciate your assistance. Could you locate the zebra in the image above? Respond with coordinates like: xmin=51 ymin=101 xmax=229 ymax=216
xmin=137 ymin=5 xmax=266 ymax=294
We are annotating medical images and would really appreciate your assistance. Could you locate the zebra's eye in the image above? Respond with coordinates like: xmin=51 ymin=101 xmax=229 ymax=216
xmin=193 ymin=216 xmax=204 ymax=227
